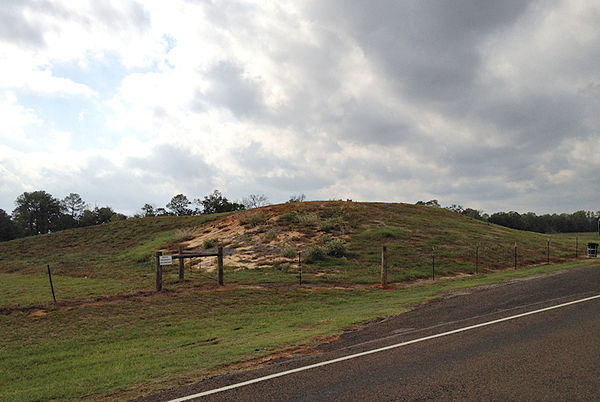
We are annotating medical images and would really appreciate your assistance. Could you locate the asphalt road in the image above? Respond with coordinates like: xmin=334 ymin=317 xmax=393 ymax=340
xmin=141 ymin=265 xmax=600 ymax=401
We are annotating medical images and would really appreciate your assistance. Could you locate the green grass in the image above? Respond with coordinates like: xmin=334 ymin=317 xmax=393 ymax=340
xmin=0 ymin=272 xmax=139 ymax=308
xmin=0 ymin=215 xmax=223 ymax=305
xmin=1 ymin=259 xmax=596 ymax=401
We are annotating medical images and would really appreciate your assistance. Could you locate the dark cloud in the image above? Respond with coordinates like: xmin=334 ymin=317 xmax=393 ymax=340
xmin=231 ymin=142 xmax=295 ymax=175
xmin=90 ymin=1 xmax=150 ymax=32
xmin=322 ymin=100 xmax=418 ymax=146
xmin=126 ymin=144 xmax=214 ymax=179
xmin=0 ymin=0 xmax=45 ymax=46
xmin=194 ymin=62 xmax=265 ymax=118
xmin=308 ymin=0 xmax=531 ymax=103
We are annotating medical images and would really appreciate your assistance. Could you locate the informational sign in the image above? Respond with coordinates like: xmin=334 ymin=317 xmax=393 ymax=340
xmin=159 ymin=255 xmax=173 ymax=265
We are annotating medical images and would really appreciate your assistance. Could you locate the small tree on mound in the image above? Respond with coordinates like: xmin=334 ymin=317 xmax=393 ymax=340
xmin=197 ymin=190 xmax=244 ymax=214
xmin=167 ymin=194 xmax=193 ymax=216
xmin=242 ymin=194 xmax=269 ymax=209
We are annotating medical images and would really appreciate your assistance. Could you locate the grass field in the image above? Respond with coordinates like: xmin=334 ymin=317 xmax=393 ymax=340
xmin=0 ymin=202 xmax=598 ymax=400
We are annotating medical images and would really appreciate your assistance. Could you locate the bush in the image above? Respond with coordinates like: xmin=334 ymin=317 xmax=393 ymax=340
xmin=297 ymin=212 xmax=320 ymax=227
xmin=305 ymin=246 xmax=325 ymax=263
xmin=279 ymin=211 xmax=298 ymax=224
xmin=279 ymin=262 xmax=292 ymax=273
xmin=265 ymin=230 xmax=277 ymax=242
xmin=321 ymin=234 xmax=332 ymax=244
xmin=281 ymin=245 xmax=297 ymax=259
xmin=240 ymin=212 xmax=267 ymax=227
xmin=325 ymin=238 xmax=347 ymax=257
xmin=202 ymin=238 xmax=216 ymax=249
xmin=173 ymin=227 xmax=199 ymax=242
xmin=320 ymin=217 xmax=342 ymax=232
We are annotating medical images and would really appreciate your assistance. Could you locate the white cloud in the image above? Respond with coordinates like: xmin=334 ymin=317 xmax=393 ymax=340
xmin=0 ymin=91 xmax=42 ymax=143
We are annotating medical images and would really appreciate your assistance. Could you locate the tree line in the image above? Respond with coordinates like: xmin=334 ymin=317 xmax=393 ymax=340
xmin=0 ymin=191 xmax=127 ymax=241
xmin=0 ymin=189 xmax=270 ymax=242
xmin=139 ymin=190 xmax=268 ymax=217
xmin=437 ymin=201 xmax=599 ymax=234
xmin=2 ymin=192 xmax=596 ymax=242
xmin=487 ymin=210 xmax=599 ymax=233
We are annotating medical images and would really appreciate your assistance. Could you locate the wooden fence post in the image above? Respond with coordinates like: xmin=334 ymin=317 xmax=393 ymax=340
xmin=155 ymin=251 xmax=163 ymax=292
xmin=178 ymin=246 xmax=185 ymax=282
xmin=576 ymin=235 xmax=578 ymax=259
xmin=217 ymin=246 xmax=224 ymax=286
xmin=381 ymin=245 xmax=388 ymax=287
xmin=514 ymin=242 xmax=518 ymax=270
xmin=547 ymin=239 xmax=550 ymax=265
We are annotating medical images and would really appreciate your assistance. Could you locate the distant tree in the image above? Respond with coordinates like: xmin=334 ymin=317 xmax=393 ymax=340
xmin=242 ymin=194 xmax=269 ymax=209
xmin=166 ymin=194 xmax=193 ymax=216
xmin=155 ymin=208 xmax=170 ymax=216
xmin=197 ymin=190 xmax=245 ymax=214
xmin=79 ymin=206 xmax=117 ymax=227
xmin=571 ymin=210 xmax=589 ymax=232
xmin=489 ymin=211 xmax=523 ymax=230
xmin=62 ymin=193 xmax=86 ymax=220
xmin=141 ymin=203 xmax=156 ymax=217
xmin=95 ymin=207 xmax=116 ymax=224
xmin=0 ymin=209 xmax=19 ymax=241
xmin=287 ymin=194 xmax=306 ymax=203
xmin=12 ymin=191 xmax=63 ymax=236
xmin=446 ymin=204 xmax=464 ymax=214
xmin=416 ymin=199 xmax=440 ymax=207
xmin=461 ymin=208 xmax=486 ymax=221
xmin=78 ymin=209 xmax=97 ymax=227
xmin=110 ymin=212 xmax=127 ymax=222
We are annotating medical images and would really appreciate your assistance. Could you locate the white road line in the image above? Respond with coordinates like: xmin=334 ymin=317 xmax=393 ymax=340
xmin=169 ymin=294 xmax=600 ymax=401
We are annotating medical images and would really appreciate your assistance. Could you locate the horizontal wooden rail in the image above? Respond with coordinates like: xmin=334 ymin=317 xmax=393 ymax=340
xmin=173 ymin=252 xmax=220 ymax=258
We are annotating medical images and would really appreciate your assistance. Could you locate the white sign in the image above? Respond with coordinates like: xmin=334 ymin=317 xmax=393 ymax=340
xmin=159 ymin=255 xmax=173 ymax=265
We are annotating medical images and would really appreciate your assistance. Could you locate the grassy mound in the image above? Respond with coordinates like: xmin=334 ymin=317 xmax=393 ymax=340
xmin=0 ymin=201 xmax=597 ymax=401
xmin=0 ymin=202 xmax=593 ymax=307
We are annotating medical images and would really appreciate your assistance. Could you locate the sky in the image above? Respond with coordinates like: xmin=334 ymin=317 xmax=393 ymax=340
xmin=1 ymin=0 xmax=599 ymax=216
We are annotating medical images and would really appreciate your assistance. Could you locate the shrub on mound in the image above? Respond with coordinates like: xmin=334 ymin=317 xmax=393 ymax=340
xmin=305 ymin=246 xmax=325 ymax=263
xmin=325 ymin=238 xmax=347 ymax=257
xmin=281 ymin=245 xmax=297 ymax=259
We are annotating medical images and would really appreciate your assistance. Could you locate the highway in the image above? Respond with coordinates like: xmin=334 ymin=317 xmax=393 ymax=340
xmin=141 ymin=265 xmax=600 ymax=401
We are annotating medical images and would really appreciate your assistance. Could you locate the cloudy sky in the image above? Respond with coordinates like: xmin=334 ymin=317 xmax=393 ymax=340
xmin=1 ymin=0 xmax=598 ymax=215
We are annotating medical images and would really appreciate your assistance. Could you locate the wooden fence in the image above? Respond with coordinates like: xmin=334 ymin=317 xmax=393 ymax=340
xmin=155 ymin=246 xmax=223 ymax=291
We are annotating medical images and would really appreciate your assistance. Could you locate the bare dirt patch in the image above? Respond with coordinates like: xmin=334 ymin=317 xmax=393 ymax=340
xmin=163 ymin=206 xmax=345 ymax=271
xmin=28 ymin=309 xmax=48 ymax=318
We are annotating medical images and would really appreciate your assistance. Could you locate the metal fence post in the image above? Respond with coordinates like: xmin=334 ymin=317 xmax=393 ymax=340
xmin=475 ymin=244 xmax=479 ymax=274
xmin=432 ymin=246 xmax=435 ymax=280
xmin=298 ymin=251 xmax=302 ymax=285
xmin=47 ymin=265 xmax=57 ymax=303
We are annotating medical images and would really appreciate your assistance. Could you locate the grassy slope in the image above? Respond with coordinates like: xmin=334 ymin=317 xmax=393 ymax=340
xmin=0 ymin=202 xmax=598 ymax=400
xmin=226 ymin=201 xmax=592 ymax=285
xmin=0 ymin=214 xmax=224 ymax=306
